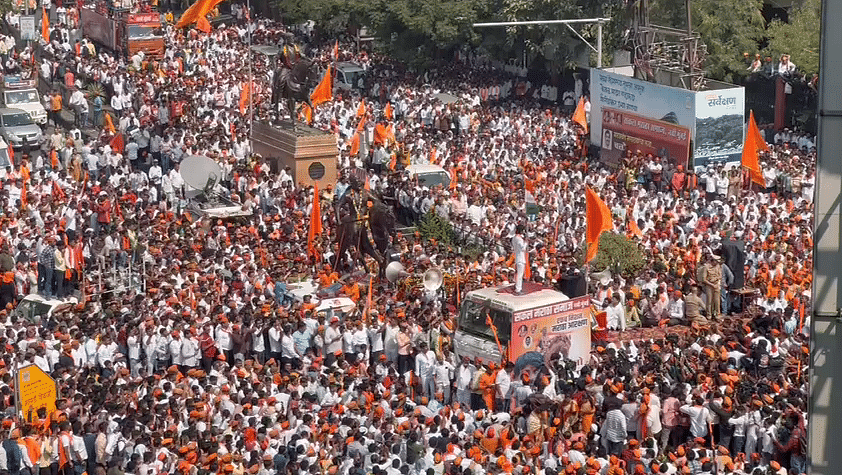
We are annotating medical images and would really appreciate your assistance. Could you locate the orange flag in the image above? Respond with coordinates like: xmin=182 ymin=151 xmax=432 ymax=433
xmin=333 ymin=40 xmax=339 ymax=60
xmin=585 ymin=185 xmax=613 ymax=263
xmin=628 ymin=218 xmax=643 ymax=239
xmin=741 ymin=110 xmax=764 ymax=186
xmin=356 ymin=101 xmax=367 ymax=117
xmin=749 ymin=109 xmax=769 ymax=153
xmin=110 ymin=133 xmax=124 ymax=153
xmin=310 ymin=65 xmax=332 ymax=107
xmin=239 ymin=81 xmax=250 ymax=115
xmin=364 ymin=275 xmax=373 ymax=323
xmin=307 ymin=183 xmax=322 ymax=257
xmin=41 ymin=6 xmax=49 ymax=42
xmin=196 ymin=16 xmax=211 ymax=33
xmin=573 ymin=97 xmax=588 ymax=133
xmin=20 ymin=179 xmax=26 ymax=209
xmin=176 ymin=0 xmax=225 ymax=29
xmin=300 ymin=104 xmax=312 ymax=123
xmin=429 ymin=148 xmax=437 ymax=164
xmin=104 ymin=113 xmax=116 ymax=134
xmin=383 ymin=103 xmax=393 ymax=120
xmin=356 ymin=116 xmax=366 ymax=132
xmin=7 ymin=142 xmax=14 ymax=169
xmin=349 ymin=133 xmax=360 ymax=156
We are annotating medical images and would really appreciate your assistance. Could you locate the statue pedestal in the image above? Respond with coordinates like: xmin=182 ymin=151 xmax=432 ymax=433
xmin=251 ymin=121 xmax=338 ymax=188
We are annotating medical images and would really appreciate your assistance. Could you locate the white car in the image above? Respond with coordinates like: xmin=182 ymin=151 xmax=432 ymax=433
xmin=13 ymin=294 xmax=78 ymax=325
xmin=405 ymin=164 xmax=451 ymax=189
xmin=335 ymin=62 xmax=365 ymax=91
xmin=3 ymin=88 xmax=47 ymax=125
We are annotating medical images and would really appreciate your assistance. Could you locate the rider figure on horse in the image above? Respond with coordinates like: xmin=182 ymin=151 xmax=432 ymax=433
xmin=277 ymin=44 xmax=301 ymax=86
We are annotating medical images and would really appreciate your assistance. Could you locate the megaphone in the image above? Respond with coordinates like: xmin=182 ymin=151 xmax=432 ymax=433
xmin=423 ymin=268 xmax=444 ymax=292
xmin=590 ymin=268 xmax=613 ymax=287
xmin=385 ymin=261 xmax=410 ymax=283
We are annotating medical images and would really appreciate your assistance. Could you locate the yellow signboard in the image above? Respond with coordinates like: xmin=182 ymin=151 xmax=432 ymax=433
xmin=16 ymin=364 xmax=57 ymax=421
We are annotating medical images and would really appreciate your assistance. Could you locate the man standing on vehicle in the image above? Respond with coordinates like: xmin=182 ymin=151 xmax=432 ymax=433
xmin=513 ymin=224 xmax=527 ymax=294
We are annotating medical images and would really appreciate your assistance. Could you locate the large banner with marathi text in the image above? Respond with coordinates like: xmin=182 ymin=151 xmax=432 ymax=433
xmin=590 ymin=69 xmax=745 ymax=169
xmin=600 ymin=107 xmax=691 ymax=169
xmin=510 ymin=296 xmax=591 ymax=369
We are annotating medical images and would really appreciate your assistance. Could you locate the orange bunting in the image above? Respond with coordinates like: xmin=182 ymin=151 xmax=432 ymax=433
xmin=573 ymin=97 xmax=588 ymax=133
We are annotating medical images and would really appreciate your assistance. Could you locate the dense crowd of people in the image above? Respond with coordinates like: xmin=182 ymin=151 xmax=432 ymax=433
xmin=0 ymin=5 xmax=815 ymax=475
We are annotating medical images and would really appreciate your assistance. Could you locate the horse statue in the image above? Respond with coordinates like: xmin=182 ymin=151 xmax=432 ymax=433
xmin=334 ymin=178 xmax=396 ymax=277
xmin=270 ymin=45 xmax=321 ymax=129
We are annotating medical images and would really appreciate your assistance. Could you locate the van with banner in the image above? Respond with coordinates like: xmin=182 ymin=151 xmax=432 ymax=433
xmin=454 ymin=286 xmax=591 ymax=373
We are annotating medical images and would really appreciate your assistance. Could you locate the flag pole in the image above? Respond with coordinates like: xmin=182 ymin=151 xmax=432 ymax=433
xmin=247 ymin=0 xmax=253 ymax=141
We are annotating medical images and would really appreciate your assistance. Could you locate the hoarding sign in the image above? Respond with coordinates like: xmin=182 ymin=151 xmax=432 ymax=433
xmin=510 ymin=296 xmax=591 ymax=368
xmin=590 ymin=69 xmax=696 ymax=162
xmin=600 ymin=107 xmax=691 ymax=169
xmin=694 ymin=87 xmax=746 ymax=167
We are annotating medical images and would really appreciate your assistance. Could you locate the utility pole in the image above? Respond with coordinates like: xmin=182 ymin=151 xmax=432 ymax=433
xmin=472 ymin=18 xmax=611 ymax=68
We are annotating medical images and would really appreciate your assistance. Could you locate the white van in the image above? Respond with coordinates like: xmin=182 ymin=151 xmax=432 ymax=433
xmin=335 ymin=62 xmax=366 ymax=91
xmin=454 ymin=285 xmax=591 ymax=369
xmin=13 ymin=294 xmax=78 ymax=325
xmin=405 ymin=164 xmax=451 ymax=189
xmin=2 ymin=78 xmax=47 ymax=125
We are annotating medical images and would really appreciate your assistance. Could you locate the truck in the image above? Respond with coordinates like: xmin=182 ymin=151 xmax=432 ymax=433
xmin=453 ymin=285 xmax=591 ymax=375
xmin=80 ymin=7 xmax=164 ymax=58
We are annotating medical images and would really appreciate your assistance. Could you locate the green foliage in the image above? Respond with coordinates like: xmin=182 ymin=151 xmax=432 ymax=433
xmin=647 ymin=0 xmax=766 ymax=83
xmin=417 ymin=211 xmax=457 ymax=245
xmin=764 ymin=0 xmax=820 ymax=77
xmin=497 ymin=0 xmax=626 ymax=72
xmin=577 ymin=232 xmax=646 ymax=278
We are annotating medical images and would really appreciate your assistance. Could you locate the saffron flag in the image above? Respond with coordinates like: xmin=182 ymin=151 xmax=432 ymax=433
xmin=585 ymin=185 xmax=613 ymax=263
xmin=364 ymin=275 xmax=373 ymax=322
xmin=357 ymin=101 xmax=366 ymax=117
xmin=349 ymin=133 xmax=360 ymax=156
xmin=239 ymin=81 xmax=250 ymax=115
xmin=307 ymin=183 xmax=322 ymax=257
xmin=573 ymin=97 xmax=588 ymax=133
xmin=356 ymin=116 xmax=366 ymax=132
xmin=104 ymin=113 xmax=116 ymax=134
xmin=41 ymin=6 xmax=49 ymax=43
xmin=196 ymin=16 xmax=211 ymax=33
xmin=741 ymin=110 xmax=765 ymax=186
xmin=383 ymin=103 xmax=393 ymax=120
xmin=333 ymin=40 xmax=339 ymax=60
xmin=176 ymin=0 xmax=226 ymax=29
xmin=310 ymin=65 xmax=332 ymax=107
xmin=110 ymin=133 xmax=124 ymax=153
xmin=300 ymin=104 xmax=312 ymax=123
xmin=749 ymin=110 xmax=769 ymax=153
xmin=628 ymin=218 xmax=643 ymax=239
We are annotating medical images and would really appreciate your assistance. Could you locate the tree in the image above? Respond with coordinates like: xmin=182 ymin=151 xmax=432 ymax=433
xmin=764 ymin=0 xmax=820 ymax=77
xmin=577 ymin=232 xmax=646 ymax=279
xmin=646 ymin=0 xmax=767 ymax=83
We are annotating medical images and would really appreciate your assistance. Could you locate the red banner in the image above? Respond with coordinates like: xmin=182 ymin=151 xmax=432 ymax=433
xmin=599 ymin=107 xmax=691 ymax=169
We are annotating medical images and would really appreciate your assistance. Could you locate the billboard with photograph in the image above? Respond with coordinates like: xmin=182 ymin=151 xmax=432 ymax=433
xmin=590 ymin=69 xmax=696 ymax=159
xmin=510 ymin=296 xmax=591 ymax=369
xmin=694 ymin=86 xmax=746 ymax=167
xmin=600 ymin=107 xmax=691 ymax=169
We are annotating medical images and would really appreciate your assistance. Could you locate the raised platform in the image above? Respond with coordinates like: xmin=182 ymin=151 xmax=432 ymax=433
xmin=251 ymin=121 xmax=338 ymax=188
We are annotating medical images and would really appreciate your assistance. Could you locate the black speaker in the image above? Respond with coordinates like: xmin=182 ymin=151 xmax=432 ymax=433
xmin=558 ymin=270 xmax=587 ymax=298
xmin=721 ymin=239 xmax=746 ymax=289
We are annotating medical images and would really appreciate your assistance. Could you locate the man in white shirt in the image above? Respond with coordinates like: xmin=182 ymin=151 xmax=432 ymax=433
xmin=512 ymin=224 xmax=527 ymax=294
xmin=606 ymin=295 xmax=626 ymax=331
xmin=415 ymin=342 xmax=436 ymax=402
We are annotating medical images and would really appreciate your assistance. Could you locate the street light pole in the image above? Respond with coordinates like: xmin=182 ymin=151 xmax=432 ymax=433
xmin=473 ymin=17 xmax=611 ymax=68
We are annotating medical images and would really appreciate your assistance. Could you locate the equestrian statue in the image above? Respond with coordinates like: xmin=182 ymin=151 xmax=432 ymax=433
xmin=270 ymin=44 xmax=321 ymax=129
xmin=334 ymin=177 xmax=396 ymax=277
